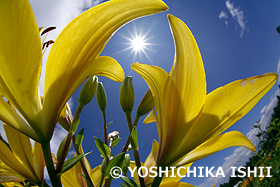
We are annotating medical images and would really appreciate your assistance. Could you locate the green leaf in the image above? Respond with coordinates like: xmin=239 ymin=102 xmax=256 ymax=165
xmin=94 ymin=137 xmax=111 ymax=158
xmin=81 ymin=173 xmax=94 ymax=187
xmin=60 ymin=154 xmax=84 ymax=174
xmin=130 ymin=126 xmax=138 ymax=150
xmin=121 ymin=176 xmax=140 ymax=187
xmin=70 ymin=116 xmax=80 ymax=134
xmin=56 ymin=135 xmax=70 ymax=164
xmin=111 ymin=138 xmax=121 ymax=148
xmin=75 ymin=128 xmax=84 ymax=148
xmin=107 ymin=121 xmax=113 ymax=127
xmin=120 ymin=183 xmax=126 ymax=187
xmin=105 ymin=152 xmax=125 ymax=179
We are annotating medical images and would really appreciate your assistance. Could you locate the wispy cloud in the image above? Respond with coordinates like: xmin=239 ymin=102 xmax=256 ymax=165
xmin=198 ymin=87 xmax=280 ymax=186
xmin=219 ymin=0 xmax=247 ymax=37
xmin=218 ymin=11 xmax=229 ymax=26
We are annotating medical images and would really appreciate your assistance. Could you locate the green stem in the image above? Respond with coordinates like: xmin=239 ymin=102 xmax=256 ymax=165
xmin=104 ymin=179 xmax=111 ymax=187
xmin=102 ymin=110 xmax=108 ymax=147
xmin=151 ymin=174 xmax=163 ymax=187
xmin=56 ymin=104 xmax=84 ymax=173
xmin=102 ymin=110 xmax=111 ymax=186
xmin=73 ymin=135 xmax=95 ymax=187
xmin=41 ymin=141 xmax=61 ymax=187
xmin=122 ymin=114 xmax=140 ymax=152
xmin=125 ymin=112 xmax=145 ymax=187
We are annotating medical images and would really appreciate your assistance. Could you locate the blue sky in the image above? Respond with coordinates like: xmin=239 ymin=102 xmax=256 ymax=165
xmin=1 ymin=0 xmax=279 ymax=186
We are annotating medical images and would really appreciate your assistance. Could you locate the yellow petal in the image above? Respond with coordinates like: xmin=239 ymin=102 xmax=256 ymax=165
xmin=43 ymin=56 xmax=123 ymax=139
xmin=43 ymin=0 xmax=168 ymax=140
xmin=0 ymin=0 xmax=41 ymax=125
xmin=90 ymin=165 xmax=103 ymax=187
xmin=160 ymin=182 xmax=195 ymax=187
xmin=160 ymin=163 xmax=192 ymax=185
xmin=0 ymin=140 xmax=34 ymax=182
xmin=0 ymin=160 xmax=24 ymax=183
xmin=33 ymin=142 xmax=45 ymax=182
xmin=61 ymin=169 xmax=82 ymax=187
xmin=0 ymin=98 xmax=40 ymax=142
xmin=143 ymin=110 xmax=157 ymax=124
xmin=131 ymin=63 xmax=168 ymax=153
xmin=181 ymin=73 xmax=277 ymax=153
xmin=172 ymin=131 xmax=255 ymax=167
xmin=159 ymin=15 xmax=206 ymax=165
xmin=3 ymin=124 xmax=41 ymax=182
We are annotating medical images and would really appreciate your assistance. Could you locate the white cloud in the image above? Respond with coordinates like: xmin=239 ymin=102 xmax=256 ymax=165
xmin=0 ymin=121 xmax=7 ymax=142
xmin=218 ymin=11 xmax=229 ymax=26
xmin=219 ymin=11 xmax=228 ymax=19
xmin=225 ymin=0 xmax=247 ymax=37
xmin=277 ymin=57 xmax=280 ymax=84
xmin=29 ymin=0 xmax=104 ymax=94
xmin=198 ymin=88 xmax=280 ymax=186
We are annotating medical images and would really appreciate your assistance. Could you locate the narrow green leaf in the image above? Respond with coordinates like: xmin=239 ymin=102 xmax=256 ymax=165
xmin=121 ymin=176 xmax=140 ymax=187
xmin=94 ymin=137 xmax=111 ymax=158
xmin=105 ymin=152 xmax=125 ymax=179
xmin=81 ymin=173 xmax=94 ymax=187
xmin=70 ymin=116 xmax=80 ymax=134
xmin=120 ymin=183 xmax=126 ymax=187
xmin=111 ymin=138 xmax=121 ymax=148
xmin=56 ymin=135 xmax=70 ymax=164
xmin=130 ymin=126 xmax=138 ymax=150
xmin=60 ymin=154 xmax=84 ymax=174
xmin=75 ymin=128 xmax=84 ymax=148
xmin=107 ymin=121 xmax=113 ymax=127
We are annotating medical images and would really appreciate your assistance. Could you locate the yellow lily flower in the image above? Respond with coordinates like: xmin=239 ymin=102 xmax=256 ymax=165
xmin=132 ymin=15 xmax=278 ymax=167
xmin=131 ymin=140 xmax=193 ymax=187
xmin=61 ymin=155 xmax=103 ymax=187
xmin=0 ymin=0 xmax=168 ymax=141
xmin=0 ymin=124 xmax=44 ymax=184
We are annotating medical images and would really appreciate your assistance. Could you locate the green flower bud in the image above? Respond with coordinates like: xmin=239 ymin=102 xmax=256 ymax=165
xmin=96 ymin=82 xmax=107 ymax=112
xmin=119 ymin=76 xmax=134 ymax=112
xmin=122 ymin=154 xmax=130 ymax=175
xmin=78 ymin=76 xmax=98 ymax=106
xmin=136 ymin=89 xmax=154 ymax=116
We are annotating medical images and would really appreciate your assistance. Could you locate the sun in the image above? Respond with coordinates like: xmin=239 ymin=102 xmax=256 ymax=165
xmin=116 ymin=24 xmax=155 ymax=62
xmin=130 ymin=34 xmax=147 ymax=53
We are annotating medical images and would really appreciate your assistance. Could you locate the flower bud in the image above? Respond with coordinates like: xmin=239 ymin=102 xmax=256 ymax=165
xmin=108 ymin=131 xmax=120 ymax=141
xmin=79 ymin=76 xmax=98 ymax=106
xmin=58 ymin=102 xmax=73 ymax=131
xmin=119 ymin=76 xmax=134 ymax=112
xmin=122 ymin=154 xmax=130 ymax=175
xmin=136 ymin=89 xmax=154 ymax=116
xmin=96 ymin=82 xmax=107 ymax=112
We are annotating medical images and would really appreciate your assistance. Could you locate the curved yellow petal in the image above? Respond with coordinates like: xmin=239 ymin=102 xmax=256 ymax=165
xmin=181 ymin=73 xmax=277 ymax=153
xmin=43 ymin=0 xmax=168 ymax=140
xmin=172 ymin=131 xmax=255 ymax=167
xmin=143 ymin=110 xmax=157 ymax=124
xmin=0 ymin=0 xmax=41 ymax=126
xmin=0 ymin=141 xmax=35 ymax=182
xmin=0 ymin=160 xmax=24 ymax=183
xmin=159 ymin=15 xmax=206 ymax=166
xmin=3 ymin=124 xmax=41 ymax=183
xmin=132 ymin=63 xmax=168 ymax=150
xmin=0 ymin=98 xmax=40 ymax=142
xmin=90 ymin=165 xmax=103 ymax=187
xmin=160 ymin=182 xmax=195 ymax=187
